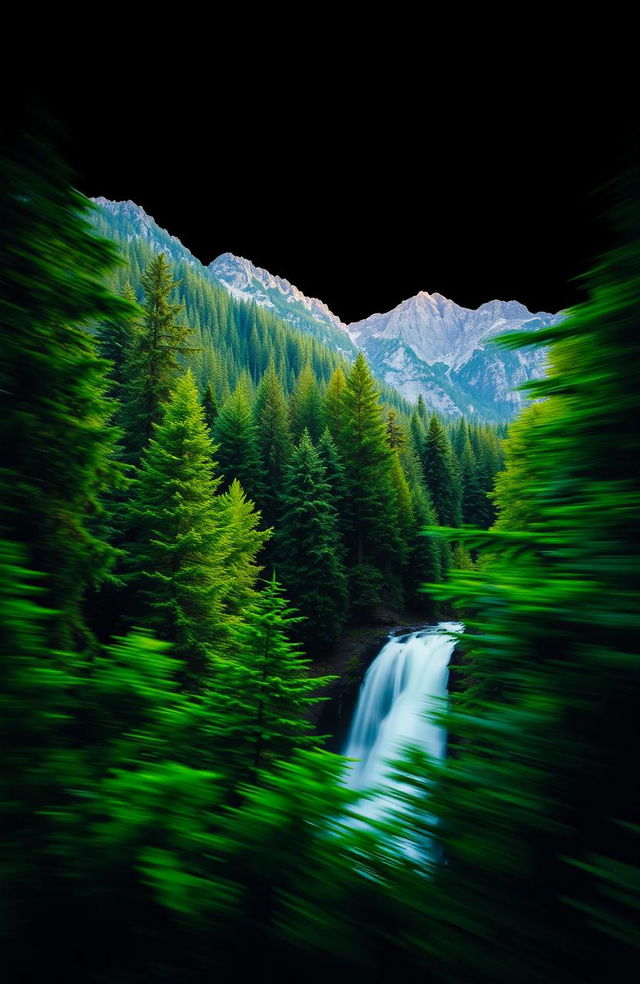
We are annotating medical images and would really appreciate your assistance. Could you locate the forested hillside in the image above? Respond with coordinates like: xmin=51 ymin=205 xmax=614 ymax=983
xmin=2 ymin=115 xmax=637 ymax=984
xmin=90 ymin=210 xmax=506 ymax=640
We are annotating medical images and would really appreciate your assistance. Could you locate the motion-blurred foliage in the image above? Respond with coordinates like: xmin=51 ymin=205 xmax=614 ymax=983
xmin=1 ymin=116 xmax=638 ymax=982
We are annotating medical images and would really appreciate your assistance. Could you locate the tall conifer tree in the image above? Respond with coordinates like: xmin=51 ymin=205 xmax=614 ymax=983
xmin=210 ymin=577 xmax=334 ymax=784
xmin=122 ymin=253 xmax=196 ymax=459
xmin=423 ymin=415 xmax=462 ymax=527
xmin=323 ymin=366 xmax=347 ymax=442
xmin=340 ymin=354 xmax=400 ymax=568
xmin=277 ymin=430 xmax=348 ymax=650
xmin=216 ymin=479 xmax=271 ymax=619
xmin=255 ymin=363 xmax=292 ymax=528
xmin=201 ymin=383 xmax=218 ymax=433
xmin=126 ymin=371 xmax=227 ymax=689
xmin=316 ymin=427 xmax=350 ymax=538
xmin=213 ymin=381 xmax=263 ymax=504
xmin=290 ymin=364 xmax=325 ymax=442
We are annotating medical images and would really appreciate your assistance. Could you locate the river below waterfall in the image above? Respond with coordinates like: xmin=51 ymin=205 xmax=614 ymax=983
xmin=342 ymin=622 xmax=462 ymax=827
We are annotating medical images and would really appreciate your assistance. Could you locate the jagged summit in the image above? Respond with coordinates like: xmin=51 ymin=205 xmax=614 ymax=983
xmin=209 ymin=251 xmax=348 ymax=333
xmin=91 ymin=196 xmax=562 ymax=421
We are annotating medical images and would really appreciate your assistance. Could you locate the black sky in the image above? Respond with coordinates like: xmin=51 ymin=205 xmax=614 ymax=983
xmin=42 ymin=81 xmax=634 ymax=324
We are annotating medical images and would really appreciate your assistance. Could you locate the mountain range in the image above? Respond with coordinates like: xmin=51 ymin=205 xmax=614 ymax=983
xmin=92 ymin=197 xmax=563 ymax=421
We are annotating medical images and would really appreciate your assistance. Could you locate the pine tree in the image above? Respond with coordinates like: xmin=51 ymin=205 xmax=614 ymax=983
xmin=96 ymin=282 xmax=140 ymax=398
xmin=316 ymin=427 xmax=350 ymax=537
xmin=386 ymin=409 xmax=407 ymax=450
xmin=201 ymin=383 xmax=218 ymax=433
xmin=126 ymin=371 xmax=227 ymax=689
xmin=122 ymin=253 xmax=197 ymax=459
xmin=408 ymin=484 xmax=443 ymax=607
xmin=409 ymin=410 xmax=427 ymax=459
xmin=389 ymin=452 xmax=414 ymax=566
xmin=209 ymin=577 xmax=335 ymax=784
xmin=422 ymin=415 xmax=462 ymax=527
xmin=0 ymin=119 xmax=128 ymax=649
xmin=277 ymin=430 xmax=348 ymax=650
xmin=290 ymin=363 xmax=325 ymax=442
xmin=255 ymin=363 xmax=292 ymax=528
xmin=216 ymin=479 xmax=271 ymax=619
xmin=340 ymin=353 xmax=400 ymax=568
xmin=213 ymin=380 xmax=263 ymax=503
xmin=323 ymin=366 xmax=347 ymax=441
xmin=460 ymin=437 xmax=487 ymax=526
xmin=416 ymin=394 xmax=428 ymax=424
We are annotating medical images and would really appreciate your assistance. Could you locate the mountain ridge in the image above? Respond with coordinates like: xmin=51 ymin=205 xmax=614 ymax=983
xmin=91 ymin=197 xmax=562 ymax=421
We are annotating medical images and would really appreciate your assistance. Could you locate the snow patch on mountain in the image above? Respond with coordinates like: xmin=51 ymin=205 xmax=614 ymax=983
xmin=209 ymin=252 xmax=348 ymax=333
xmin=92 ymin=196 xmax=561 ymax=421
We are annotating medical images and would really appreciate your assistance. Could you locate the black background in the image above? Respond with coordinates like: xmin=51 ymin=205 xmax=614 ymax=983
xmin=15 ymin=73 xmax=637 ymax=324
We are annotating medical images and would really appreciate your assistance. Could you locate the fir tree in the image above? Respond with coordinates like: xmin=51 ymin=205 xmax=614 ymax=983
xmin=340 ymin=353 xmax=400 ymax=568
xmin=122 ymin=253 xmax=197 ymax=459
xmin=386 ymin=409 xmax=407 ymax=450
xmin=255 ymin=363 xmax=292 ymax=528
xmin=126 ymin=371 xmax=227 ymax=689
xmin=216 ymin=479 xmax=271 ymax=619
xmin=422 ymin=415 xmax=462 ymax=527
xmin=323 ymin=366 xmax=347 ymax=441
xmin=290 ymin=363 xmax=325 ymax=442
xmin=409 ymin=410 xmax=427 ymax=459
xmin=96 ymin=282 xmax=140 ymax=397
xmin=201 ymin=383 xmax=218 ymax=432
xmin=460 ymin=437 xmax=488 ymax=527
xmin=277 ymin=430 xmax=348 ymax=650
xmin=210 ymin=576 xmax=335 ymax=784
xmin=316 ymin=427 xmax=350 ymax=537
xmin=213 ymin=380 xmax=263 ymax=503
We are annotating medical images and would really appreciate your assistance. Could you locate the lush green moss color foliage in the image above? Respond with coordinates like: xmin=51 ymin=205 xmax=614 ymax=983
xmin=7 ymin=113 xmax=636 ymax=984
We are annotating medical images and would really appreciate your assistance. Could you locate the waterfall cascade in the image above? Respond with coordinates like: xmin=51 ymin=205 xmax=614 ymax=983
xmin=343 ymin=622 xmax=462 ymax=824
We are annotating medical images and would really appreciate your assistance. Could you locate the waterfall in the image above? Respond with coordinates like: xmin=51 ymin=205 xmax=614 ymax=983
xmin=343 ymin=622 xmax=462 ymax=827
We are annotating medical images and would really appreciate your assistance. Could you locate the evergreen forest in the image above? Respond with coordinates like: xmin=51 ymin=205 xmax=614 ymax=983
xmin=1 ymin=117 xmax=638 ymax=983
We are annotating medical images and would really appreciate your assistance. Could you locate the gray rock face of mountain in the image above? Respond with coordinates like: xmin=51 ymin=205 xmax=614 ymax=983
xmin=208 ymin=253 xmax=358 ymax=357
xmin=348 ymin=292 xmax=563 ymax=420
xmin=92 ymin=198 xmax=561 ymax=421
xmin=91 ymin=197 xmax=201 ymax=268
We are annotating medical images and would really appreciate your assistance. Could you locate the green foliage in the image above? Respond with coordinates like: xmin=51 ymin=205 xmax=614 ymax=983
xmin=0 ymin=126 xmax=128 ymax=649
xmin=324 ymin=365 xmax=348 ymax=440
xmin=340 ymin=353 xmax=401 ymax=572
xmin=423 ymin=414 xmax=462 ymax=527
xmin=126 ymin=371 xmax=227 ymax=689
xmin=201 ymin=382 xmax=218 ymax=432
xmin=209 ymin=577 xmax=335 ymax=784
xmin=459 ymin=436 xmax=488 ymax=527
xmin=412 ymin=177 xmax=640 ymax=982
xmin=386 ymin=408 xmax=407 ymax=450
xmin=255 ymin=362 xmax=292 ymax=529
xmin=121 ymin=253 xmax=197 ymax=459
xmin=349 ymin=563 xmax=386 ymax=615
xmin=317 ymin=426 xmax=350 ymax=537
xmin=96 ymin=281 xmax=141 ymax=398
xmin=213 ymin=379 xmax=263 ymax=503
xmin=490 ymin=402 xmax=548 ymax=531
xmin=0 ymin=541 xmax=84 ymax=910
xmin=216 ymin=478 xmax=271 ymax=619
xmin=277 ymin=430 xmax=348 ymax=650
xmin=290 ymin=363 xmax=325 ymax=442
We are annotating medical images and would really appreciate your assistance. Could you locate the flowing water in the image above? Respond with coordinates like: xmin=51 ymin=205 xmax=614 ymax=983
xmin=342 ymin=622 xmax=462 ymax=829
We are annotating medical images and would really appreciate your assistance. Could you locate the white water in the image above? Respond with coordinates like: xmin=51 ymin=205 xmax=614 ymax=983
xmin=343 ymin=622 xmax=462 ymax=826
